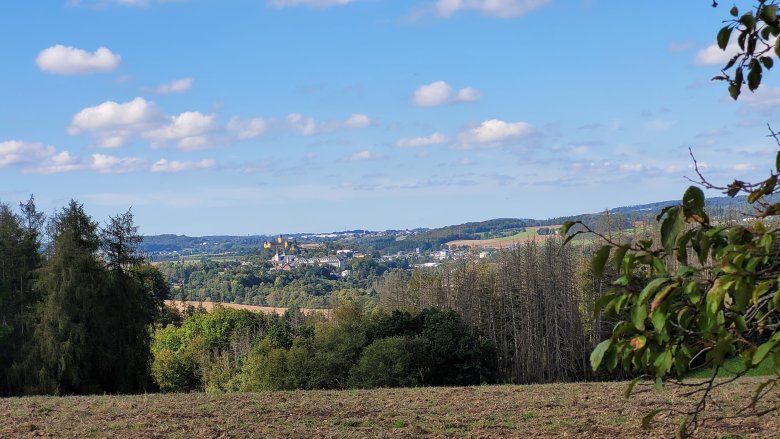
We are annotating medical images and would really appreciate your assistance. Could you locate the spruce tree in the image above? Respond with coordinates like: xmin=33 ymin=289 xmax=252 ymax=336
xmin=0 ymin=197 xmax=43 ymax=395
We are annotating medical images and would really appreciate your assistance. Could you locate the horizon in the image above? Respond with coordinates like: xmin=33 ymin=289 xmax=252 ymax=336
xmin=2 ymin=1 xmax=778 ymax=235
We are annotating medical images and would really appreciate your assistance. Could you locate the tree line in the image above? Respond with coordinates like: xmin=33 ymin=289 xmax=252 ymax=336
xmin=150 ymin=303 xmax=496 ymax=392
xmin=0 ymin=197 xmax=169 ymax=396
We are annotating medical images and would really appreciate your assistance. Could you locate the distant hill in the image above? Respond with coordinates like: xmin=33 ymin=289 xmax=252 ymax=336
xmin=140 ymin=194 xmax=767 ymax=258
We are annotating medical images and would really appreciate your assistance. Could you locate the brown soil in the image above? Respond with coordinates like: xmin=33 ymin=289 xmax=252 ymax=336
xmin=0 ymin=379 xmax=777 ymax=438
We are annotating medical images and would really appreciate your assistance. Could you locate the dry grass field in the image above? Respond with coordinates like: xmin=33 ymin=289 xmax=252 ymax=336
xmin=163 ymin=300 xmax=332 ymax=319
xmin=447 ymin=226 xmax=560 ymax=249
xmin=1 ymin=379 xmax=777 ymax=438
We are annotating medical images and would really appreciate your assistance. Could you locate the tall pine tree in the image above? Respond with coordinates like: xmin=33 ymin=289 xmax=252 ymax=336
xmin=32 ymin=201 xmax=156 ymax=394
xmin=0 ymin=197 xmax=43 ymax=396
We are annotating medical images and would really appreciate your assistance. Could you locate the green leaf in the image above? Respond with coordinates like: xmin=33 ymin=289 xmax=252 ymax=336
xmin=717 ymin=26 xmax=733 ymax=50
xmin=776 ymin=151 xmax=780 ymax=172
xmin=741 ymin=13 xmax=756 ymax=31
xmin=735 ymin=315 xmax=748 ymax=333
xmin=651 ymin=306 xmax=668 ymax=334
xmin=624 ymin=377 xmax=640 ymax=399
xmin=642 ymin=409 xmax=663 ymax=429
xmin=639 ymin=278 xmax=669 ymax=305
xmin=753 ymin=333 xmax=780 ymax=367
xmin=706 ymin=277 xmax=734 ymax=320
xmin=761 ymin=56 xmax=774 ymax=70
xmin=730 ymin=5 xmax=738 ymax=17
xmin=651 ymin=283 xmax=677 ymax=314
xmin=661 ymin=207 xmax=683 ymax=253
xmin=590 ymin=339 xmax=612 ymax=371
xmin=652 ymin=256 xmax=668 ymax=276
xmin=748 ymin=59 xmax=763 ymax=91
xmin=654 ymin=350 xmax=673 ymax=376
xmin=613 ymin=246 xmax=628 ymax=272
xmin=632 ymin=303 xmax=647 ymax=331
xmin=593 ymin=245 xmax=612 ymax=278
xmin=738 ymin=30 xmax=748 ymax=50
xmin=761 ymin=5 xmax=778 ymax=23
xmin=682 ymin=186 xmax=705 ymax=214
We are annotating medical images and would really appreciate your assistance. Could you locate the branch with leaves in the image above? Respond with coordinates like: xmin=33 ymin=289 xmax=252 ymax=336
xmin=561 ymin=138 xmax=780 ymax=436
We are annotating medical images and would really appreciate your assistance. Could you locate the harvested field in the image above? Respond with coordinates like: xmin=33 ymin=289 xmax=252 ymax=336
xmin=164 ymin=300 xmax=332 ymax=319
xmin=447 ymin=226 xmax=559 ymax=249
xmin=1 ymin=379 xmax=777 ymax=438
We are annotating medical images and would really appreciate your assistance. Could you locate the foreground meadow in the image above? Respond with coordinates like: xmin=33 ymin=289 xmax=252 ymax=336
xmin=0 ymin=379 xmax=777 ymax=438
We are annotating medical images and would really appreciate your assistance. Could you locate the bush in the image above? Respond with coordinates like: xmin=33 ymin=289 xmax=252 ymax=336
xmin=348 ymin=336 xmax=418 ymax=388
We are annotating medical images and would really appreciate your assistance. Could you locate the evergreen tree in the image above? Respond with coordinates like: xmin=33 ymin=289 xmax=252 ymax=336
xmin=0 ymin=196 xmax=43 ymax=395
xmin=33 ymin=200 xmax=105 ymax=394
xmin=32 ymin=201 xmax=156 ymax=394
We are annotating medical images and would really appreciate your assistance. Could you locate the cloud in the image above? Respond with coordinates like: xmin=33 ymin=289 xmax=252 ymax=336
xmin=344 ymin=150 xmax=384 ymax=161
xmin=69 ymin=97 xmax=220 ymax=150
xmin=693 ymin=42 xmax=740 ymax=66
xmin=412 ymin=81 xmax=481 ymax=107
xmin=145 ymin=112 xmax=218 ymax=150
xmin=151 ymin=159 xmax=216 ymax=173
xmin=0 ymin=140 xmax=82 ymax=174
xmin=736 ymin=85 xmax=780 ymax=108
xmin=396 ymin=132 xmax=447 ymax=148
xmin=434 ymin=0 xmax=550 ymax=19
xmin=0 ymin=141 xmax=54 ymax=167
xmin=90 ymin=153 xmax=147 ymax=174
xmin=69 ymin=97 xmax=164 ymax=148
xmin=36 ymin=45 xmax=121 ymax=75
xmin=227 ymin=117 xmax=268 ymax=140
xmin=268 ymin=0 xmax=356 ymax=7
xmin=287 ymin=113 xmax=374 ymax=135
xmin=734 ymin=163 xmax=754 ymax=172
xmin=70 ymin=98 xmax=375 ymax=149
xmin=456 ymin=119 xmax=535 ymax=149
xmin=148 ymin=77 xmax=193 ymax=94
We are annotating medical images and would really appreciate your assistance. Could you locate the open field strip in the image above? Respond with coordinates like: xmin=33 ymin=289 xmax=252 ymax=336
xmin=164 ymin=300 xmax=332 ymax=318
xmin=1 ymin=379 xmax=776 ymax=438
xmin=447 ymin=226 xmax=560 ymax=249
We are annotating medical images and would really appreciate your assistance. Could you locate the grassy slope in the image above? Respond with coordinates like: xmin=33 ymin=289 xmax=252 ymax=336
xmin=687 ymin=356 xmax=774 ymax=379
xmin=1 ymin=379 xmax=777 ymax=438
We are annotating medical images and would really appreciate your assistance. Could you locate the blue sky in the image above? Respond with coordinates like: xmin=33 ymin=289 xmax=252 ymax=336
xmin=1 ymin=0 xmax=778 ymax=235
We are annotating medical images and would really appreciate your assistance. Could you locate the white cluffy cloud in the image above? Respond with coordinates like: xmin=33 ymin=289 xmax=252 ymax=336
xmin=286 ymin=113 xmax=374 ymax=135
xmin=396 ymin=132 xmax=447 ymax=148
xmin=435 ymin=0 xmax=550 ymax=19
xmin=68 ymin=97 xmax=218 ymax=150
xmin=412 ymin=81 xmax=480 ymax=107
xmin=145 ymin=112 xmax=218 ymax=150
xmin=36 ymin=45 xmax=121 ymax=75
xmin=0 ymin=140 xmax=81 ymax=174
xmin=151 ymin=159 xmax=216 ymax=173
xmin=149 ymin=77 xmax=193 ymax=94
xmin=456 ymin=119 xmax=535 ymax=149
xmin=227 ymin=117 xmax=268 ymax=140
xmin=90 ymin=153 xmax=147 ymax=174
xmin=268 ymin=0 xmax=356 ymax=7
xmin=693 ymin=42 xmax=740 ymax=66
